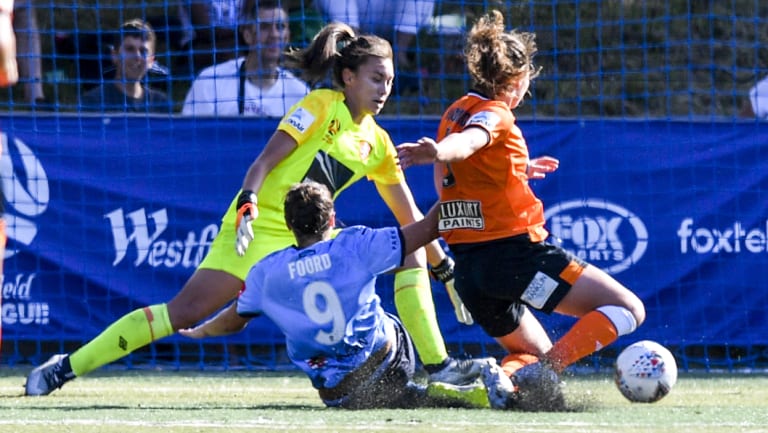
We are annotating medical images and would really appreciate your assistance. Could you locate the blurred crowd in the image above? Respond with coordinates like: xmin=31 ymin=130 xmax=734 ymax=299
xmin=1 ymin=0 xmax=465 ymax=116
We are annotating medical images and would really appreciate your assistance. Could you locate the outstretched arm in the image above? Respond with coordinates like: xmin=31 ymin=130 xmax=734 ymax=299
xmin=396 ymin=127 xmax=489 ymax=169
xmin=374 ymin=180 xmax=444 ymax=266
xmin=399 ymin=202 xmax=440 ymax=256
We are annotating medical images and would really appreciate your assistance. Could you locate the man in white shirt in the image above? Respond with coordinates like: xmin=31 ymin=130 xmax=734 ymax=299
xmin=746 ymin=75 xmax=768 ymax=119
xmin=182 ymin=0 xmax=309 ymax=117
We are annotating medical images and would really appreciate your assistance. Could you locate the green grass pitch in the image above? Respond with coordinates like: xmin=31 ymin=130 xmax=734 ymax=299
xmin=1 ymin=367 xmax=767 ymax=433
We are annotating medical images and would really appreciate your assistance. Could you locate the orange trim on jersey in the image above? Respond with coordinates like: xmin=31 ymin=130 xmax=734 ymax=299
xmin=559 ymin=260 xmax=585 ymax=285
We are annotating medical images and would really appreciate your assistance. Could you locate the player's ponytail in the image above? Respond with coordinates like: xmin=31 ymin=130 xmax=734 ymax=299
xmin=284 ymin=22 xmax=356 ymax=87
xmin=285 ymin=22 xmax=393 ymax=89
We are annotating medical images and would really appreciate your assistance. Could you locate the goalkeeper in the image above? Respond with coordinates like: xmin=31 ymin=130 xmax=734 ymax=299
xmin=180 ymin=181 xmax=512 ymax=409
xmin=26 ymin=21 xmax=478 ymax=396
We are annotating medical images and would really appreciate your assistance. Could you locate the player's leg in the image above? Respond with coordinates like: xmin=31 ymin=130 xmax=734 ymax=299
xmin=544 ymin=264 xmax=645 ymax=372
xmin=394 ymin=248 xmax=446 ymax=364
xmin=450 ymin=238 xmax=569 ymax=410
xmin=24 ymin=268 xmax=244 ymax=396
xmin=394 ymin=249 xmax=483 ymax=385
xmin=322 ymin=314 xmax=417 ymax=409
xmin=494 ymin=306 xmax=552 ymax=376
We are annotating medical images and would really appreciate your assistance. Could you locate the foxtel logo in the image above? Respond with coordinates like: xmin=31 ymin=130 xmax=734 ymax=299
xmin=104 ymin=208 xmax=218 ymax=268
xmin=676 ymin=218 xmax=768 ymax=254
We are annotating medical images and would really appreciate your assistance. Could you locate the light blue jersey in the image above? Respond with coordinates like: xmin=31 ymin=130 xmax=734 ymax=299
xmin=238 ymin=225 xmax=405 ymax=389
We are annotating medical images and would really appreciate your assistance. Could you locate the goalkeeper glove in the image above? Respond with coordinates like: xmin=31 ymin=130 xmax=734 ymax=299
xmin=235 ymin=190 xmax=258 ymax=256
xmin=430 ymin=257 xmax=474 ymax=325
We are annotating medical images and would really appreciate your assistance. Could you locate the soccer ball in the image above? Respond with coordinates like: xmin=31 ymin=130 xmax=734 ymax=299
xmin=614 ymin=340 xmax=677 ymax=403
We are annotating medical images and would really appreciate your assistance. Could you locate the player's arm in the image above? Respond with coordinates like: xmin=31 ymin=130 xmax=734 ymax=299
xmin=399 ymin=202 xmax=440 ymax=256
xmin=235 ymin=130 xmax=298 ymax=255
xmin=374 ymin=180 xmax=445 ymax=266
xmin=242 ymin=130 xmax=298 ymax=193
xmin=178 ymin=302 xmax=250 ymax=339
xmin=397 ymin=127 xmax=489 ymax=168
xmin=0 ymin=0 xmax=18 ymax=87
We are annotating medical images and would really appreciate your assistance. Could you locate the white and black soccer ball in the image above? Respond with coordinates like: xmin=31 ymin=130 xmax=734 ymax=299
xmin=614 ymin=340 xmax=678 ymax=403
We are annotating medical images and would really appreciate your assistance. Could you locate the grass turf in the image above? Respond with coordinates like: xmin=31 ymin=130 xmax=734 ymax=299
xmin=1 ymin=367 xmax=767 ymax=433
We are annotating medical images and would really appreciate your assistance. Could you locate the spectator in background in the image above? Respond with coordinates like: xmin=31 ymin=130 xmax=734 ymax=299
xmin=182 ymin=0 xmax=308 ymax=117
xmin=183 ymin=0 xmax=244 ymax=74
xmin=743 ymin=75 xmax=768 ymax=119
xmin=313 ymin=0 xmax=435 ymax=69
xmin=12 ymin=0 xmax=44 ymax=106
xmin=80 ymin=19 xmax=170 ymax=113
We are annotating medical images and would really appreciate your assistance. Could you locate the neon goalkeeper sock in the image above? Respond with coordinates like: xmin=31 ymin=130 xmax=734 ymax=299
xmin=69 ymin=304 xmax=173 ymax=377
xmin=545 ymin=310 xmax=619 ymax=372
xmin=394 ymin=268 xmax=448 ymax=366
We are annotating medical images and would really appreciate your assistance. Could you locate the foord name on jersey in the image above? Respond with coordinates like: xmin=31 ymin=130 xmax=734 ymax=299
xmin=288 ymin=253 xmax=332 ymax=279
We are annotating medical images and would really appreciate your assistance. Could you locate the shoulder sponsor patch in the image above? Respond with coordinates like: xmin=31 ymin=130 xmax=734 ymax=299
xmin=466 ymin=111 xmax=501 ymax=130
xmin=283 ymin=107 xmax=315 ymax=134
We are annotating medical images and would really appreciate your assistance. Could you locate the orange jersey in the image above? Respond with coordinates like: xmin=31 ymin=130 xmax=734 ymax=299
xmin=436 ymin=92 xmax=548 ymax=245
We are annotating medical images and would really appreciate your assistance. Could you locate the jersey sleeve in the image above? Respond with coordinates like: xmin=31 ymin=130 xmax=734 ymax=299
xmin=365 ymin=126 xmax=405 ymax=185
xmin=341 ymin=226 xmax=404 ymax=275
xmin=464 ymin=103 xmax=515 ymax=146
xmin=277 ymin=90 xmax=329 ymax=145
xmin=237 ymin=262 xmax=267 ymax=317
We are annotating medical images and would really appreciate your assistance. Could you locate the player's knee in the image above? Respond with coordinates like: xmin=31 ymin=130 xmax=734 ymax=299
xmin=629 ymin=297 xmax=646 ymax=327
xmin=167 ymin=299 xmax=217 ymax=330
xmin=597 ymin=304 xmax=643 ymax=336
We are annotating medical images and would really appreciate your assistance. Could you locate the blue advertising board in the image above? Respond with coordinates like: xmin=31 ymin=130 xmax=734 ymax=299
xmin=2 ymin=115 xmax=766 ymax=355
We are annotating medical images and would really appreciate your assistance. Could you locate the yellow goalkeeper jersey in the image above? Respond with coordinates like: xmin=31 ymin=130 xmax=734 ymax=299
xmin=200 ymin=89 xmax=404 ymax=279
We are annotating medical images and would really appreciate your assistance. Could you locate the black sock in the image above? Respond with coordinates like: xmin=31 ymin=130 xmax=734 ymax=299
xmin=423 ymin=357 xmax=451 ymax=374
xmin=60 ymin=355 xmax=75 ymax=380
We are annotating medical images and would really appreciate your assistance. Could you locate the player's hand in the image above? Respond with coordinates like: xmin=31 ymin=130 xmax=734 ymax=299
xmin=396 ymin=137 xmax=438 ymax=169
xmin=178 ymin=326 xmax=208 ymax=339
xmin=0 ymin=11 xmax=19 ymax=87
xmin=526 ymin=156 xmax=559 ymax=179
xmin=235 ymin=190 xmax=258 ymax=256
xmin=430 ymin=257 xmax=474 ymax=325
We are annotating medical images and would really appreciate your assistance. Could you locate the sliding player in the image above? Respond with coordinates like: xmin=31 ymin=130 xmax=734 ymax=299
xmin=180 ymin=181 xmax=513 ymax=409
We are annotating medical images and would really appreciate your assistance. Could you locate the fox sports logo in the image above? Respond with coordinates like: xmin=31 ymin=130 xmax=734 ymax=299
xmin=544 ymin=199 xmax=648 ymax=274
